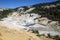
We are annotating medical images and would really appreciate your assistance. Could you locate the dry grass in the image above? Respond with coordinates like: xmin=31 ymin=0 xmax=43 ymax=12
xmin=0 ymin=26 xmax=40 ymax=40
xmin=0 ymin=25 xmax=54 ymax=40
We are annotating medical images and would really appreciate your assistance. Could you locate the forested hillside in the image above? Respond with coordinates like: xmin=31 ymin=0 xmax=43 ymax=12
xmin=31 ymin=1 xmax=60 ymax=22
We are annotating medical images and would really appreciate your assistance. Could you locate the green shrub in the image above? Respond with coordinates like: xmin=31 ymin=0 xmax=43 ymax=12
xmin=32 ymin=30 xmax=39 ymax=34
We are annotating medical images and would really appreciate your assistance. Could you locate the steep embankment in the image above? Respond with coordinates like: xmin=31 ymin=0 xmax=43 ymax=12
xmin=0 ymin=26 xmax=41 ymax=40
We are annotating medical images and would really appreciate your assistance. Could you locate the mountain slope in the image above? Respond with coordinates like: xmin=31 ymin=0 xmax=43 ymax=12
xmin=0 ymin=0 xmax=60 ymax=22
xmin=0 ymin=0 xmax=60 ymax=38
xmin=31 ymin=1 xmax=60 ymax=22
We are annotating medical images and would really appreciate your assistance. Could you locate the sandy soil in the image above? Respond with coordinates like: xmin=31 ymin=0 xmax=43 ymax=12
xmin=0 ymin=26 xmax=41 ymax=40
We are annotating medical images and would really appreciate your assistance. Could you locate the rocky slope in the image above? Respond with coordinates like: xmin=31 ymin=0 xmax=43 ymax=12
xmin=0 ymin=7 xmax=60 ymax=36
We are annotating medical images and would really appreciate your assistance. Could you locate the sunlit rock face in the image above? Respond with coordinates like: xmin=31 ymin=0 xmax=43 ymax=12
xmin=28 ymin=17 xmax=60 ymax=36
xmin=0 ymin=8 xmax=8 ymax=11
xmin=0 ymin=8 xmax=41 ymax=30
xmin=38 ymin=17 xmax=51 ymax=26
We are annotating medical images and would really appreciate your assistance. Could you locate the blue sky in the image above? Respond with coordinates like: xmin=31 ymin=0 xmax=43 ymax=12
xmin=0 ymin=0 xmax=56 ymax=8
